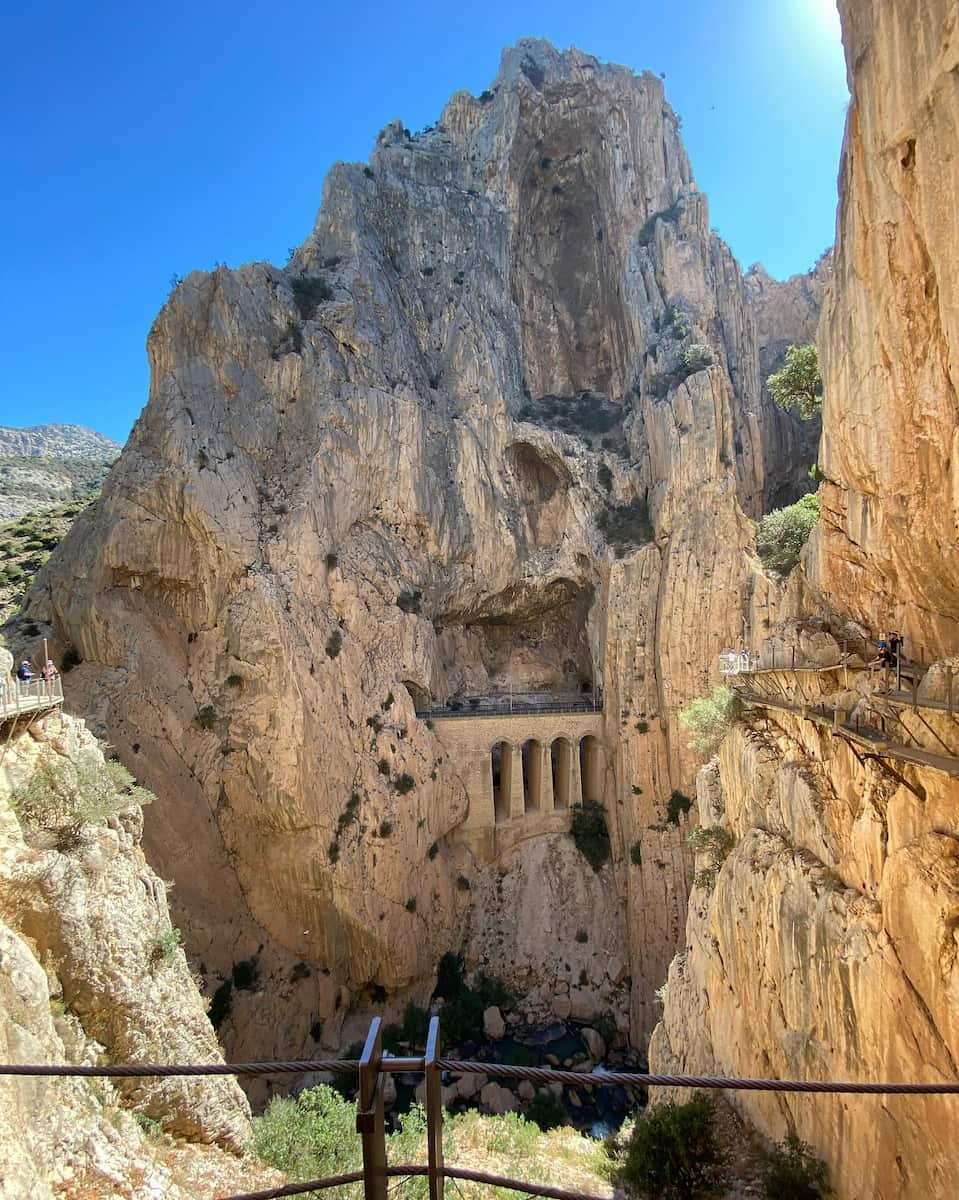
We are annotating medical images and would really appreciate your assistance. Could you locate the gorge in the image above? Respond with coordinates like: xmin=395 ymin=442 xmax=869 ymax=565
xmin=1 ymin=1 xmax=957 ymax=1196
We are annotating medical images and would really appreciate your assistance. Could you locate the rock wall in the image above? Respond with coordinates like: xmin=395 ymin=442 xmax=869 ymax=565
xmin=24 ymin=40 xmax=822 ymax=1055
xmin=813 ymin=0 xmax=959 ymax=655
xmin=651 ymin=714 xmax=959 ymax=1199
xmin=652 ymin=4 xmax=959 ymax=1194
xmin=0 ymin=698 xmax=260 ymax=1197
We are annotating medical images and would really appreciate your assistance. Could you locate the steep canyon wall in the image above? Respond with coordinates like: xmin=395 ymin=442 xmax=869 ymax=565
xmin=652 ymin=3 xmax=959 ymax=1196
xmin=25 ymin=42 xmax=821 ymax=1057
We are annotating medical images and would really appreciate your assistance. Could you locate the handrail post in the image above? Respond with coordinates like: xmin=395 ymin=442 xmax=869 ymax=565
xmin=424 ymin=1016 xmax=445 ymax=1200
xmin=356 ymin=1018 xmax=388 ymax=1200
xmin=946 ymin=667 xmax=954 ymax=717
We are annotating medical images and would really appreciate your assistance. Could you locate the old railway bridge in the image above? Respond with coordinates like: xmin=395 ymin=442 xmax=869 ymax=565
xmin=416 ymin=693 xmax=607 ymax=861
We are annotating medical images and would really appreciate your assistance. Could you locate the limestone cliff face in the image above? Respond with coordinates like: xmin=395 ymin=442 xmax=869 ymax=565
xmin=0 ymin=700 xmax=258 ymax=1197
xmin=26 ymin=41 xmax=820 ymax=1054
xmin=813 ymin=0 xmax=959 ymax=654
xmin=652 ymin=4 xmax=959 ymax=1195
xmin=651 ymin=711 xmax=959 ymax=1200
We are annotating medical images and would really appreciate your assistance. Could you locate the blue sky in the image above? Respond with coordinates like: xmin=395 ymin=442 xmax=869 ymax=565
xmin=1 ymin=0 xmax=848 ymax=443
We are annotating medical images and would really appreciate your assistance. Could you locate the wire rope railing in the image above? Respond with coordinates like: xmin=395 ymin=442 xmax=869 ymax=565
xmin=5 ymin=1015 xmax=959 ymax=1199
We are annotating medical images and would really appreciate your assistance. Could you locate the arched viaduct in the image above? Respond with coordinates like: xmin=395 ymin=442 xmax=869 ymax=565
xmin=427 ymin=710 xmax=607 ymax=862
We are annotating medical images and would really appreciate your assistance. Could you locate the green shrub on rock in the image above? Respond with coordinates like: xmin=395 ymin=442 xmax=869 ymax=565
xmin=756 ymin=493 xmax=820 ymax=577
xmin=570 ymin=799 xmax=611 ymax=871
xmin=679 ymin=685 xmax=746 ymax=755
xmin=11 ymin=757 xmax=154 ymax=843
xmin=767 ymin=343 xmax=823 ymax=419
xmin=613 ymin=1093 xmax=722 ymax=1200
xmin=763 ymin=1134 xmax=832 ymax=1199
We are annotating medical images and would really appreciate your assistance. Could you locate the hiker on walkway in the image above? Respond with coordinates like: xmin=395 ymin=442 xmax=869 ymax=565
xmin=41 ymin=659 xmax=58 ymax=682
xmin=868 ymin=640 xmax=893 ymax=670
xmin=17 ymin=660 xmax=34 ymax=682
xmin=887 ymin=631 xmax=903 ymax=665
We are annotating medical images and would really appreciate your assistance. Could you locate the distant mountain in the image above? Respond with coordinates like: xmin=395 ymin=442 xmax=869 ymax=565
xmin=0 ymin=423 xmax=121 ymax=522
xmin=0 ymin=423 xmax=121 ymax=459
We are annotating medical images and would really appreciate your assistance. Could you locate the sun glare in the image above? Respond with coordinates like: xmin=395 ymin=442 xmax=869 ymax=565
xmin=809 ymin=0 xmax=842 ymax=37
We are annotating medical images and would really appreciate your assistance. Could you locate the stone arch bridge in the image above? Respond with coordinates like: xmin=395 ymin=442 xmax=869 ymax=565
xmin=427 ymin=710 xmax=607 ymax=862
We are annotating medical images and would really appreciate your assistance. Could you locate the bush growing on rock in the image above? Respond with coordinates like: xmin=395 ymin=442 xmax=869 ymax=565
xmin=291 ymin=274 xmax=333 ymax=319
xmin=149 ymin=927 xmax=182 ymax=967
xmin=756 ymin=493 xmax=820 ymax=576
xmin=11 ymin=757 xmax=154 ymax=844
xmin=666 ymin=790 xmax=693 ymax=825
xmin=762 ymin=1134 xmax=831 ymax=1199
xmin=767 ymin=343 xmax=823 ymax=420
xmin=597 ymin=496 xmax=654 ymax=556
xmin=570 ymin=799 xmax=611 ymax=871
xmin=680 ymin=343 xmax=713 ymax=373
xmin=612 ymin=1093 xmax=722 ymax=1200
xmin=433 ymin=953 xmax=514 ymax=1043
xmin=325 ymin=630 xmax=343 ymax=658
xmin=679 ymin=685 xmax=745 ymax=755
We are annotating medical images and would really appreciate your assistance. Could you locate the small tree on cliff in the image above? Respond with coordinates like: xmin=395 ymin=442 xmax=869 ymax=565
xmin=756 ymin=493 xmax=820 ymax=577
xmin=679 ymin=686 xmax=746 ymax=755
xmin=767 ymin=344 xmax=823 ymax=419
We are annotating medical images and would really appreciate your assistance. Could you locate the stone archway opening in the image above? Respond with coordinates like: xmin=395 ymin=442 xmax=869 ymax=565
xmin=492 ymin=741 xmax=513 ymax=822
xmin=579 ymin=734 xmax=603 ymax=803
xmin=551 ymin=737 xmax=572 ymax=809
xmin=522 ymin=739 xmax=543 ymax=813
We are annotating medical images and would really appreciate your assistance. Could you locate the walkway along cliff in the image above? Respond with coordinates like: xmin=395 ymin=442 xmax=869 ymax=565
xmin=23 ymin=41 xmax=824 ymax=1065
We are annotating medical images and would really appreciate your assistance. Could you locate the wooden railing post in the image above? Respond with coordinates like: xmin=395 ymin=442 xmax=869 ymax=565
xmin=424 ymin=1016 xmax=445 ymax=1200
xmin=356 ymin=1018 xmax=388 ymax=1200
xmin=947 ymin=667 xmax=954 ymax=717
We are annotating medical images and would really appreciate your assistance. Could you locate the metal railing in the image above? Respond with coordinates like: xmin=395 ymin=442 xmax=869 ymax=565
xmin=719 ymin=635 xmax=925 ymax=679
xmin=4 ymin=1015 xmax=959 ymax=1200
xmin=0 ymin=675 xmax=64 ymax=718
xmin=416 ymin=692 xmax=604 ymax=720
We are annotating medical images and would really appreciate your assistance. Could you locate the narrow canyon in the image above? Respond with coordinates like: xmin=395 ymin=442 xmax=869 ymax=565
xmin=1 ymin=1 xmax=956 ymax=1196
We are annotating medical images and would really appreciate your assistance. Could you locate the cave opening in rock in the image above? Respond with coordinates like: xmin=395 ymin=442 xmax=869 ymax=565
xmin=402 ymin=679 xmax=431 ymax=710
xmin=436 ymin=579 xmax=595 ymax=700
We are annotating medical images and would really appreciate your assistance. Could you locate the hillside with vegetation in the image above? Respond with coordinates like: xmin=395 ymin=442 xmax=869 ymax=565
xmin=0 ymin=494 xmax=96 ymax=623
xmin=0 ymin=423 xmax=119 ymax=521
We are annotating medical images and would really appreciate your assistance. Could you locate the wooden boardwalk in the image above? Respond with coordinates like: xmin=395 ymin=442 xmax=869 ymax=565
xmin=0 ymin=677 xmax=64 ymax=721
xmin=739 ymin=690 xmax=959 ymax=779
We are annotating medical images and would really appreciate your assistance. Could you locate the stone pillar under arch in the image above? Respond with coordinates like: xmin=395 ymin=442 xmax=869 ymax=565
xmin=569 ymin=740 xmax=583 ymax=808
xmin=538 ymin=740 xmax=555 ymax=812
